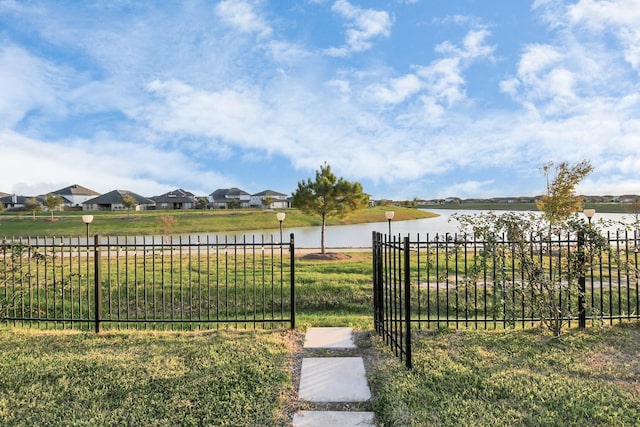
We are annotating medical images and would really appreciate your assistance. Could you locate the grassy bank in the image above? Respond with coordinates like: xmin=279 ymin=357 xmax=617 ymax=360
xmin=421 ymin=202 xmax=629 ymax=213
xmin=0 ymin=206 xmax=434 ymax=237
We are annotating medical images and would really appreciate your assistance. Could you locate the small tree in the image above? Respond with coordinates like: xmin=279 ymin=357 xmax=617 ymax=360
xmin=24 ymin=198 xmax=42 ymax=220
xmin=622 ymin=199 xmax=640 ymax=231
xmin=196 ymin=197 xmax=209 ymax=211
xmin=121 ymin=194 xmax=137 ymax=217
xmin=43 ymin=194 xmax=63 ymax=221
xmin=261 ymin=196 xmax=274 ymax=209
xmin=292 ymin=163 xmax=369 ymax=255
xmin=156 ymin=214 xmax=178 ymax=242
xmin=536 ymin=160 xmax=593 ymax=226
xmin=226 ymin=200 xmax=241 ymax=209
xmin=0 ymin=202 xmax=5 ymax=214
xmin=455 ymin=160 xmax=606 ymax=336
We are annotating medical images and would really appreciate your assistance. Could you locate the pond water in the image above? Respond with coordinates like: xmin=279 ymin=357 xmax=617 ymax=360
xmin=206 ymin=209 xmax=633 ymax=249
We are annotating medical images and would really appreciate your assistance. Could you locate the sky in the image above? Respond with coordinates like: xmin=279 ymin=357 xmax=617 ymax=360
xmin=1 ymin=0 xmax=639 ymax=200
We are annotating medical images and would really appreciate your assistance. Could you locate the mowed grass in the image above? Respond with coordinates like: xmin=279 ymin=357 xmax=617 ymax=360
xmin=0 ymin=206 xmax=435 ymax=237
xmin=0 ymin=328 xmax=300 ymax=426
xmin=370 ymin=323 xmax=640 ymax=427
xmin=1 ymin=253 xmax=639 ymax=426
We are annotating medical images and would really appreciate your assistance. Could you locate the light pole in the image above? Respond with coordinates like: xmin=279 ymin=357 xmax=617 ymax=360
xmin=276 ymin=212 xmax=286 ymax=243
xmin=577 ymin=209 xmax=595 ymax=329
xmin=82 ymin=215 xmax=94 ymax=244
xmin=385 ymin=210 xmax=394 ymax=236
xmin=583 ymin=208 xmax=595 ymax=224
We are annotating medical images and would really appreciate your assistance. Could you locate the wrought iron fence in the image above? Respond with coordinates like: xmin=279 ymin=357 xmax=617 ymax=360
xmin=373 ymin=230 xmax=640 ymax=368
xmin=1 ymin=234 xmax=295 ymax=331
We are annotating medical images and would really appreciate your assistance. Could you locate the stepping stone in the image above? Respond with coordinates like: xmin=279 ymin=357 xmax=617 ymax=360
xmin=298 ymin=357 xmax=371 ymax=402
xmin=304 ymin=327 xmax=356 ymax=349
xmin=292 ymin=410 xmax=375 ymax=426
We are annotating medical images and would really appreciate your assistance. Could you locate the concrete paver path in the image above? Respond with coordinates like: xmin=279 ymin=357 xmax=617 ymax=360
xmin=293 ymin=327 xmax=376 ymax=427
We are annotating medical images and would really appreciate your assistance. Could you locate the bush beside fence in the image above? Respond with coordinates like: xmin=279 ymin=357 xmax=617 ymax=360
xmin=373 ymin=230 xmax=640 ymax=368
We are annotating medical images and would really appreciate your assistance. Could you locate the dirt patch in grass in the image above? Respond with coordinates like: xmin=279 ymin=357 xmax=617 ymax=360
xmin=299 ymin=252 xmax=352 ymax=261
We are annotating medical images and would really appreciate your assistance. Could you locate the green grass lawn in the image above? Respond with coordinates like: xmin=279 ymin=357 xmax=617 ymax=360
xmin=0 ymin=206 xmax=435 ymax=237
xmin=0 ymin=328 xmax=299 ymax=426
xmin=1 ymin=253 xmax=639 ymax=426
xmin=370 ymin=323 xmax=640 ymax=427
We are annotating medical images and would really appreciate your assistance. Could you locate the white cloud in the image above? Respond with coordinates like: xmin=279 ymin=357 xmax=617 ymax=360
xmin=0 ymin=129 xmax=231 ymax=196
xmin=0 ymin=44 xmax=63 ymax=128
xmin=368 ymin=74 xmax=422 ymax=104
xmin=568 ymin=0 xmax=640 ymax=71
xmin=517 ymin=44 xmax=562 ymax=81
xmin=365 ymin=27 xmax=493 ymax=108
xmin=325 ymin=0 xmax=392 ymax=56
xmin=215 ymin=0 xmax=272 ymax=38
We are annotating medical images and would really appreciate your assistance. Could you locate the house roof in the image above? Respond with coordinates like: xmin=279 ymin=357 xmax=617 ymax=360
xmin=0 ymin=192 xmax=9 ymax=199
xmin=84 ymin=189 xmax=155 ymax=205
xmin=0 ymin=194 xmax=30 ymax=204
xmin=50 ymin=184 xmax=100 ymax=197
xmin=209 ymin=187 xmax=250 ymax=197
xmin=251 ymin=189 xmax=287 ymax=197
xmin=151 ymin=188 xmax=197 ymax=203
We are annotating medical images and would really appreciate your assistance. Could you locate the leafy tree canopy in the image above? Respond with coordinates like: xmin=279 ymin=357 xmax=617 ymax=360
xmin=292 ymin=163 xmax=369 ymax=254
xmin=536 ymin=160 xmax=593 ymax=225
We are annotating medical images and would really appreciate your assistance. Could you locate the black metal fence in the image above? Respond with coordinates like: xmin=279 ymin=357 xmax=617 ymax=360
xmin=1 ymin=234 xmax=295 ymax=331
xmin=373 ymin=230 xmax=640 ymax=368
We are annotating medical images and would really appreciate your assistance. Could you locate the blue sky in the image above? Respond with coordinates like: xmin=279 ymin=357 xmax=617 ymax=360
xmin=1 ymin=0 xmax=639 ymax=200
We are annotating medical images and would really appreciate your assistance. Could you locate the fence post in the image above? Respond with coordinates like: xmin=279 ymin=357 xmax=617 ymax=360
xmin=372 ymin=232 xmax=380 ymax=331
xmin=289 ymin=233 xmax=295 ymax=329
xmin=578 ymin=230 xmax=586 ymax=329
xmin=94 ymin=234 xmax=102 ymax=333
xmin=404 ymin=236 xmax=412 ymax=369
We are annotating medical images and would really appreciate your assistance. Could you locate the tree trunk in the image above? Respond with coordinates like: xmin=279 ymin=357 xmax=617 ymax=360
xmin=321 ymin=214 xmax=326 ymax=255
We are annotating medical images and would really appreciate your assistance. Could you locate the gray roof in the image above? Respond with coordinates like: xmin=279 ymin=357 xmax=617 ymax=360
xmin=151 ymin=188 xmax=197 ymax=203
xmin=50 ymin=184 xmax=100 ymax=197
xmin=252 ymin=189 xmax=287 ymax=197
xmin=0 ymin=194 xmax=31 ymax=205
xmin=209 ymin=187 xmax=250 ymax=197
xmin=84 ymin=190 xmax=155 ymax=206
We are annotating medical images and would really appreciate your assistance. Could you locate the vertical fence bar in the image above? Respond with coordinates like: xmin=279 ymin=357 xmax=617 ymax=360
xmin=403 ymin=236 xmax=412 ymax=369
xmin=290 ymin=233 xmax=295 ymax=329
xmin=94 ymin=234 xmax=101 ymax=333
xmin=578 ymin=230 xmax=586 ymax=329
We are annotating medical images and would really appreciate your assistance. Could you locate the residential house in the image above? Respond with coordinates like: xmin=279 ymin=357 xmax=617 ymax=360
xmin=49 ymin=184 xmax=101 ymax=208
xmin=0 ymin=194 xmax=30 ymax=210
xmin=250 ymin=190 xmax=289 ymax=209
xmin=151 ymin=189 xmax=198 ymax=210
xmin=83 ymin=190 xmax=155 ymax=211
xmin=209 ymin=188 xmax=251 ymax=209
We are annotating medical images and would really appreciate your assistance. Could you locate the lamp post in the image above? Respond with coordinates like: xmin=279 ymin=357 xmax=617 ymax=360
xmin=385 ymin=211 xmax=394 ymax=236
xmin=276 ymin=212 xmax=286 ymax=243
xmin=82 ymin=215 xmax=94 ymax=244
xmin=577 ymin=209 xmax=595 ymax=329
xmin=583 ymin=208 xmax=595 ymax=224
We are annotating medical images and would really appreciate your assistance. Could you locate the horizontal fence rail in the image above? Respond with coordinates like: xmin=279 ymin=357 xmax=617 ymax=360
xmin=1 ymin=234 xmax=295 ymax=331
xmin=373 ymin=230 xmax=640 ymax=368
